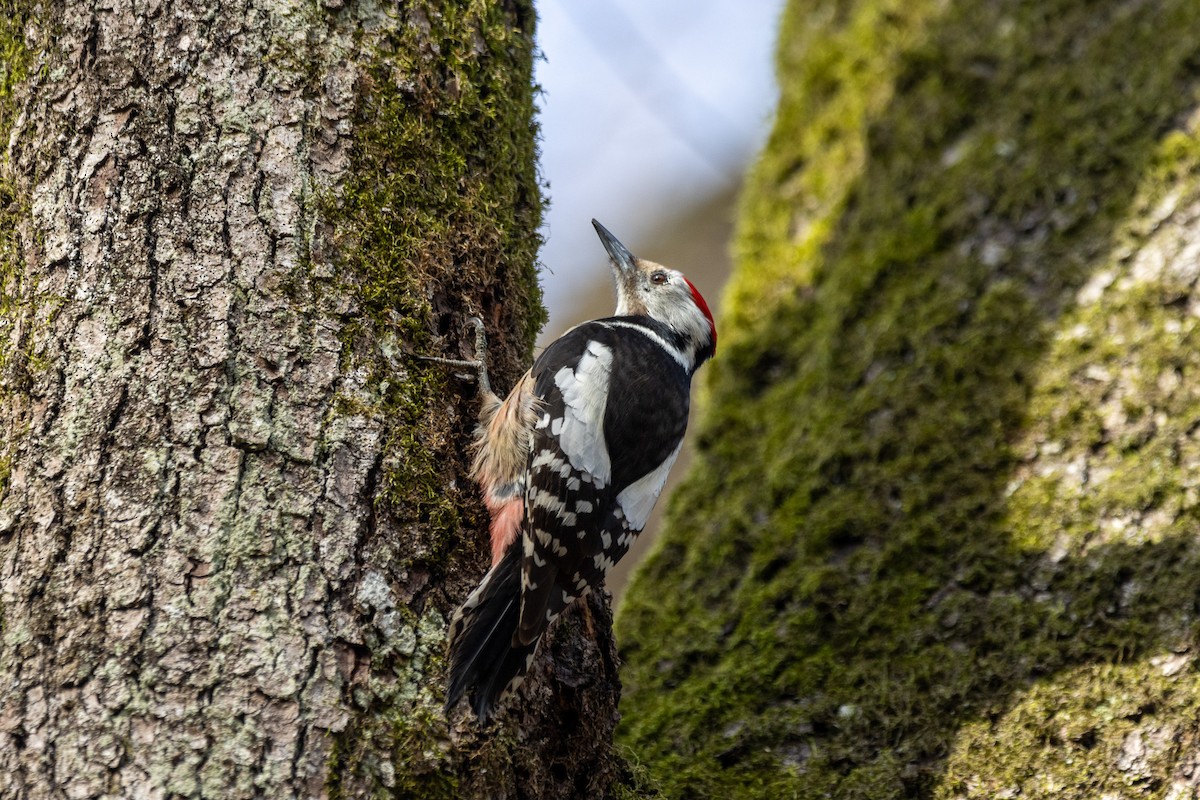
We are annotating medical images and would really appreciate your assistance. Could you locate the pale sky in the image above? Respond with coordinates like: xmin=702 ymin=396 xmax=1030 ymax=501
xmin=535 ymin=0 xmax=786 ymax=326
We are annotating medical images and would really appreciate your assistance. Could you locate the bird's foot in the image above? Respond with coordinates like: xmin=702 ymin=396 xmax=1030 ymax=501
xmin=416 ymin=316 xmax=492 ymax=396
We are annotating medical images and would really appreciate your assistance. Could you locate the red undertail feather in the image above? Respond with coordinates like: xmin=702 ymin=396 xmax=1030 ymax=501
xmin=471 ymin=371 xmax=541 ymax=565
xmin=485 ymin=498 xmax=523 ymax=566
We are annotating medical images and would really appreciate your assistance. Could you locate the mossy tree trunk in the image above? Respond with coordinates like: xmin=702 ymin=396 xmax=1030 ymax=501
xmin=618 ymin=0 xmax=1200 ymax=798
xmin=0 ymin=0 xmax=628 ymax=797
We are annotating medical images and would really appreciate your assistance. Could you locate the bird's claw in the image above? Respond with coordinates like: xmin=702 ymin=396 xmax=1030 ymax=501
xmin=416 ymin=317 xmax=492 ymax=395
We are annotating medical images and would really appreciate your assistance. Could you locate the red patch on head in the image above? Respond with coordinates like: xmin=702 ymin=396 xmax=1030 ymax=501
xmin=684 ymin=278 xmax=717 ymax=352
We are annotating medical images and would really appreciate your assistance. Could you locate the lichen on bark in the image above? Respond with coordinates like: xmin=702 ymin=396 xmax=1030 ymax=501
xmin=617 ymin=0 xmax=1200 ymax=797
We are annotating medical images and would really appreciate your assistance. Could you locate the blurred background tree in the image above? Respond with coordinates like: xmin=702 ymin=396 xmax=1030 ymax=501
xmin=618 ymin=0 xmax=1200 ymax=798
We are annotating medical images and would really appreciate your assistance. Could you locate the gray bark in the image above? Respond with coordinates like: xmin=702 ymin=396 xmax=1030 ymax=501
xmin=0 ymin=0 xmax=629 ymax=797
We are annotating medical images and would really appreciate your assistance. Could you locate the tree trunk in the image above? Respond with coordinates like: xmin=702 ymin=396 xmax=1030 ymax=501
xmin=618 ymin=0 xmax=1200 ymax=798
xmin=0 ymin=0 xmax=630 ymax=797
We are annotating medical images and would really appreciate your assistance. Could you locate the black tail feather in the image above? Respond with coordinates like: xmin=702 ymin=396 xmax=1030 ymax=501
xmin=446 ymin=545 xmax=541 ymax=722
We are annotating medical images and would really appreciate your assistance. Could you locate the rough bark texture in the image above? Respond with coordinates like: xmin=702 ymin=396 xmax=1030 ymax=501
xmin=618 ymin=0 xmax=1200 ymax=798
xmin=0 ymin=0 xmax=630 ymax=797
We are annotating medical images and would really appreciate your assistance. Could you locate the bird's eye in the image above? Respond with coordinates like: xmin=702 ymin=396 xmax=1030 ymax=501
xmin=650 ymin=271 xmax=669 ymax=285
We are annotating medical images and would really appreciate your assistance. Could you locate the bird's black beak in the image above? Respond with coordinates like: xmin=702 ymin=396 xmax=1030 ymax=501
xmin=592 ymin=219 xmax=638 ymax=274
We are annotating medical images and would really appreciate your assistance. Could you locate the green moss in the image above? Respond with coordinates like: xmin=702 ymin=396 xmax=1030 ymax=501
xmin=609 ymin=745 xmax=667 ymax=800
xmin=0 ymin=1 xmax=30 ymax=109
xmin=940 ymin=659 xmax=1200 ymax=797
xmin=618 ymin=0 xmax=1200 ymax=797
xmin=324 ymin=0 xmax=544 ymax=573
xmin=728 ymin=0 xmax=942 ymax=334
xmin=321 ymin=1 xmax=546 ymax=794
xmin=0 ymin=0 xmax=37 ymax=498
xmin=0 ymin=0 xmax=31 ymax=350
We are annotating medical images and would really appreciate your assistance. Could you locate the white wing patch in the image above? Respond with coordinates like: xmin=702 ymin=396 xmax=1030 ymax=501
xmin=531 ymin=450 xmax=571 ymax=476
xmin=553 ymin=340 xmax=613 ymax=485
xmin=616 ymin=441 xmax=683 ymax=530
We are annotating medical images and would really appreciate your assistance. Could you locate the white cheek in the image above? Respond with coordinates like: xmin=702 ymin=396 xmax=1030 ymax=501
xmin=656 ymin=287 xmax=688 ymax=320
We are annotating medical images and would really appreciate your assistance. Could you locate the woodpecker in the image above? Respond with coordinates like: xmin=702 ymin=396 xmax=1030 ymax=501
xmin=438 ymin=220 xmax=716 ymax=722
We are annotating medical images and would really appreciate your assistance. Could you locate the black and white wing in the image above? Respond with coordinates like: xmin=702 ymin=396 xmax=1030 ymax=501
xmin=517 ymin=320 xmax=690 ymax=644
